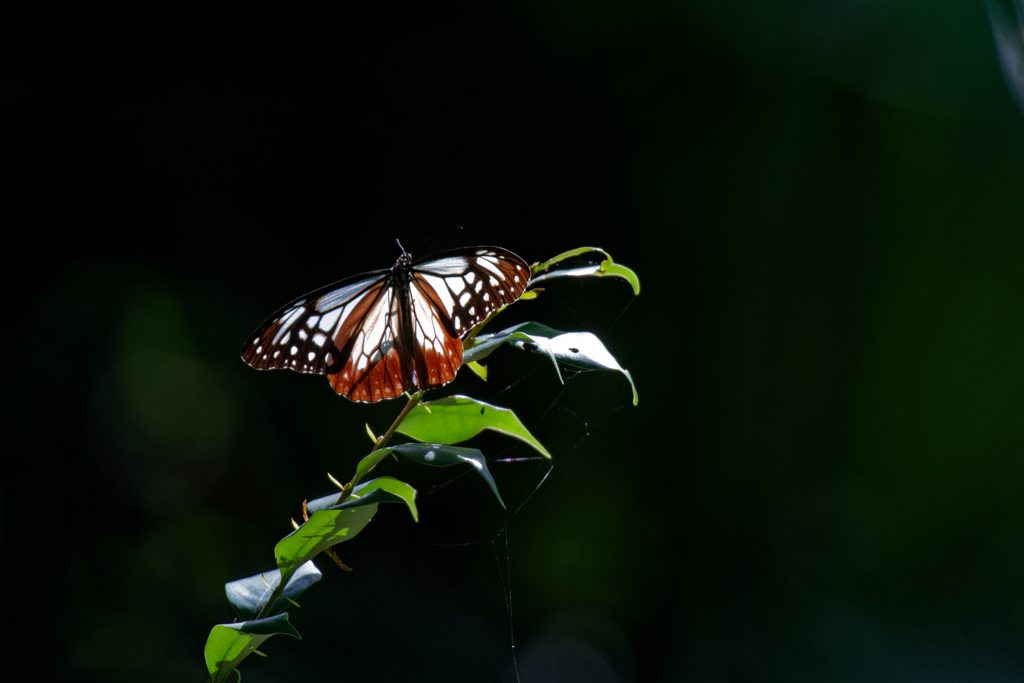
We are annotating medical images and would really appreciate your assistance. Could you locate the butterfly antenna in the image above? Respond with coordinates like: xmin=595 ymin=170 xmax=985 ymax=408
xmin=396 ymin=239 xmax=406 ymax=254
xmin=408 ymin=225 xmax=463 ymax=252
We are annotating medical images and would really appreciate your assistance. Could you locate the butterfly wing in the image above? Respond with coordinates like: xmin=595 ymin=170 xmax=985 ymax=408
xmin=411 ymin=246 xmax=532 ymax=338
xmin=241 ymin=269 xmax=389 ymax=376
xmin=241 ymin=246 xmax=531 ymax=403
xmin=327 ymin=280 xmax=417 ymax=402
xmin=406 ymin=246 xmax=531 ymax=388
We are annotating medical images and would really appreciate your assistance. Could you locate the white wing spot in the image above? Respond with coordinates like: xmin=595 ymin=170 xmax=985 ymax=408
xmin=483 ymin=292 xmax=490 ymax=302
xmin=307 ymin=351 xmax=316 ymax=361
xmin=313 ymin=333 xmax=327 ymax=347
xmin=478 ymin=257 xmax=504 ymax=279
xmin=454 ymin=315 xmax=461 ymax=329
xmin=514 ymin=275 xmax=520 ymax=283
xmin=447 ymin=277 xmax=466 ymax=294
xmin=298 ymin=329 xmax=308 ymax=341
xmin=465 ymin=272 xmax=476 ymax=284
xmin=420 ymin=275 xmax=455 ymax=315
xmin=469 ymin=306 xmax=475 ymax=315
xmin=290 ymin=345 xmax=298 ymax=355
xmin=255 ymin=346 xmax=262 ymax=354
xmin=489 ymin=276 xmax=498 ymax=287
xmin=307 ymin=315 xmax=320 ymax=328
xmin=273 ymin=350 xmax=281 ymax=358
xmin=280 ymin=331 xmax=291 ymax=346
xmin=319 ymin=307 xmax=343 ymax=332
xmin=272 ymin=307 xmax=305 ymax=344
xmin=362 ymin=302 xmax=390 ymax=354
xmin=416 ymin=256 xmax=471 ymax=276
xmin=474 ymin=279 xmax=483 ymax=293
xmin=316 ymin=277 xmax=377 ymax=312
xmin=459 ymin=291 xmax=471 ymax=306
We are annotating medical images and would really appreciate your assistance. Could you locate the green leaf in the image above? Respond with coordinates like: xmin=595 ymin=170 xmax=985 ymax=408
xmin=463 ymin=322 xmax=564 ymax=364
xmin=532 ymin=246 xmax=610 ymax=273
xmin=205 ymin=613 xmax=300 ymax=683
xmin=465 ymin=324 xmax=638 ymax=406
xmin=273 ymin=504 xmax=378 ymax=586
xmin=224 ymin=560 xmax=322 ymax=619
xmin=319 ymin=476 xmax=419 ymax=522
xmin=397 ymin=395 xmax=551 ymax=459
xmin=391 ymin=442 xmax=506 ymax=508
xmin=513 ymin=331 xmax=639 ymax=406
xmin=465 ymin=360 xmax=488 ymax=380
xmin=530 ymin=246 xmax=640 ymax=295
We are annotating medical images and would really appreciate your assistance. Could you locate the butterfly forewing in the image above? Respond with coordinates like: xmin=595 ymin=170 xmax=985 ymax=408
xmin=241 ymin=246 xmax=531 ymax=402
xmin=412 ymin=247 xmax=532 ymax=337
xmin=241 ymin=273 xmax=387 ymax=376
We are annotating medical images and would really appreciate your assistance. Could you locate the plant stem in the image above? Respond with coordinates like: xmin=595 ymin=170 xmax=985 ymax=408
xmin=253 ymin=390 xmax=424 ymax=621
xmin=335 ymin=389 xmax=424 ymax=505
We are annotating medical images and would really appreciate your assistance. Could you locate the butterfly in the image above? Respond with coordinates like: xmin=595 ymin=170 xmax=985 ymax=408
xmin=241 ymin=245 xmax=531 ymax=402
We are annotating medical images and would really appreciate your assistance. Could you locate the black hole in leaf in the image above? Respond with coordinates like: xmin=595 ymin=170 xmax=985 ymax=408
xmin=568 ymin=347 xmax=579 ymax=353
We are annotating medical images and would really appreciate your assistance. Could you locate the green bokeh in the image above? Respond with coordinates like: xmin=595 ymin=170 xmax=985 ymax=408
xmin=9 ymin=2 xmax=1024 ymax=681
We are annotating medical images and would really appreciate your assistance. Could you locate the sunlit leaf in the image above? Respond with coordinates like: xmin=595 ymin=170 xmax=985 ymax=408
xmin=513 ymin=331 xmax=639 ymax=406
xmin=532 ymin=246 xmax=610 ymax=273
xmin=530 ymin=246 xmax=640 ymax=294
xmin=224 ymin=561 xmax=322 ymax=619
xmin=397 ymin=395 xmax=551 ymax=459
xmin=531 ymin=261 xmax=640 ymax=294
xmin=465 ymin=360 xmax=488 ymax=380
xmin=390 ymin=442 xmax=505 ymax=508
xmin=464 ymin=325 xmax=638 ymax=405
xmin=205 ymin=613 xmax=300 ymax=683
xmin=463 ymin=322 xmax=563 ymax=364
xmin=274 ymin=504 xmax=378 ymax=586
xmin=312 ymin=476 xmax=420 ymax=522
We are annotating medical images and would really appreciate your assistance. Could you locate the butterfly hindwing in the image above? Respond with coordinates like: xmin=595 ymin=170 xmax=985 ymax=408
xmin=329 ymin=282 xmax=413 ymax=402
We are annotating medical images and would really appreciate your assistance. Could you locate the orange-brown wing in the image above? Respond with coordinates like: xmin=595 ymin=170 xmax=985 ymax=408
xmin=328 ymin=282 xmax=417 ymax=402
xmin=408 ymin=277 xmax=464 ymax=389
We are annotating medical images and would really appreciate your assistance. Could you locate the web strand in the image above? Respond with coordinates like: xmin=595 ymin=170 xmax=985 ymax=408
xmin=492 ymin=526 xmax=520 ymax=683
xmin=404 ymin=289 xmax=636 ymax=679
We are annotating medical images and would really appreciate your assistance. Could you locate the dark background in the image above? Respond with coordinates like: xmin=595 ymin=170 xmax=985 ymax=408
xmin=7 ymin=2 xmax=1024 ymax=681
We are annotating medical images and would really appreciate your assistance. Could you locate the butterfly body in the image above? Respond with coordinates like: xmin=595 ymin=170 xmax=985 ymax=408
xmin=242 ymin=246 xmax=530 ymax=402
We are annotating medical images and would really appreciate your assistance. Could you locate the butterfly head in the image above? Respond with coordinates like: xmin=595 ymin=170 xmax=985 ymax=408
xmin=395 ymin=251 xmax=413 ymax=270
